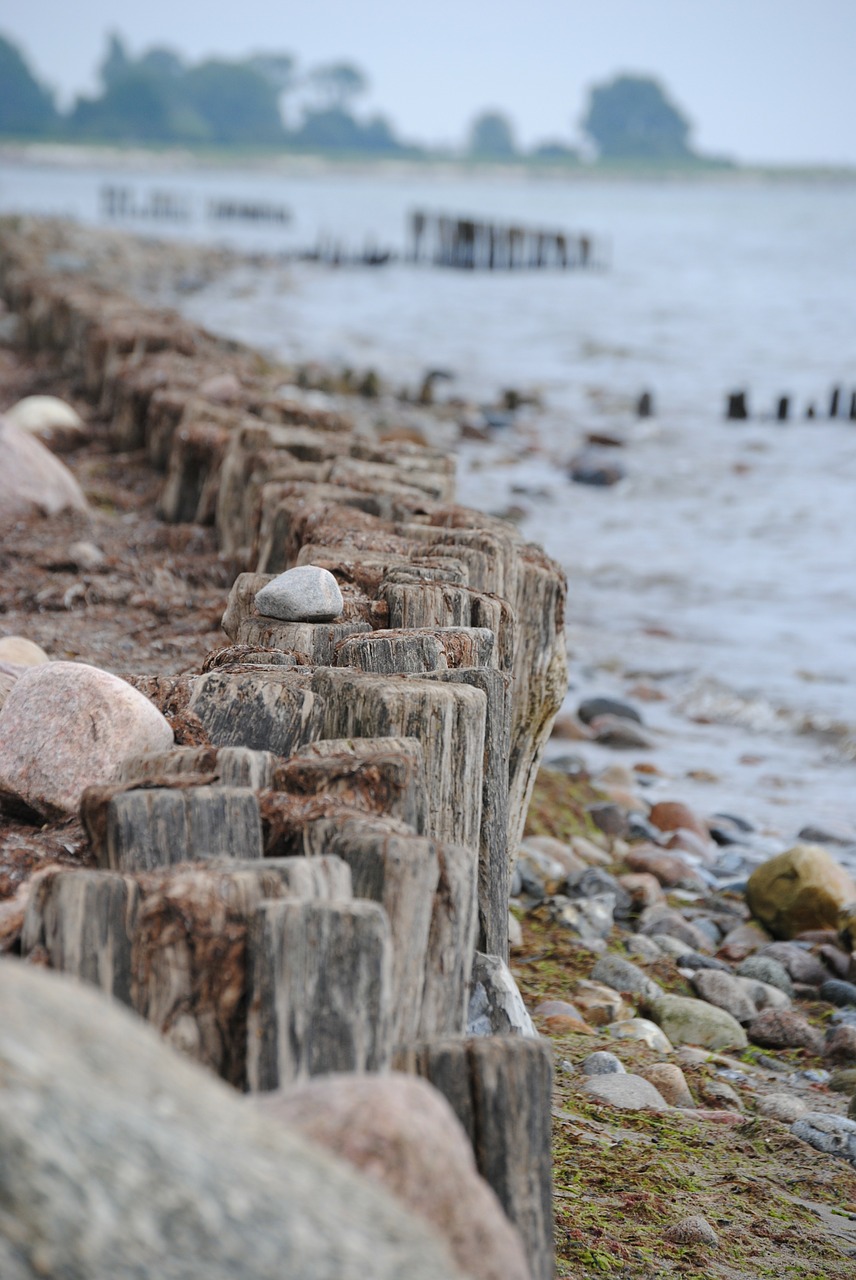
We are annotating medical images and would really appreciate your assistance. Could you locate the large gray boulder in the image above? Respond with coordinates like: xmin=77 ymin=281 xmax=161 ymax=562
xmin=0 ymin=961 xmax=468 ymax=1280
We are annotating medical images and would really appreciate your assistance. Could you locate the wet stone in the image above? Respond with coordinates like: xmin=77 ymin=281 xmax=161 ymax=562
xmin=583 ymin=1073 xmax=668 ymax=1111
xmin=577 ymin=696 xmax=642 ymax=726
xmin=748 ymin=1009 xmax=823 ymax=1053
xmin=591 ymin=954 xmax=662 ymax=1002
xmin=641 ymin=1063 xmax=694 ymax=1108
xmin=691 ymin=970 xmax=758 ymax=1025
xmin=589 ymin=715 xmax=654 ymax=750
xmin=606 ymin=1018 xmax=672 ymax=1052
xmin=820 ymin=979 xmax=856 ymax=1007
xmin=790 ymin=1113 xmax=856 ymax=1165
xmin=580 ymin=1051 xmax=625 ymax=1077
xmin=736 ymin=955 xmax=795 ymax=997
xmin=757 ymin=942 xmax=830 ymax=988
xmin=825 ymin=1025 xmax=856 ymax=1066
xmin=546 ymin=893 xmax=615 ymax=940
xmin=565 ymin=868 xmax=632 ymax=917
xmin=755 ymin=1094 xmax=808 ymax=1123
xmin=664 ymin=1216 xmax=718 ymax=1247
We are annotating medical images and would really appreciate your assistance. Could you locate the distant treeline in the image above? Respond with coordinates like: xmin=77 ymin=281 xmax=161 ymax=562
xmin=0 ymin=30 xmax=726 ymax=164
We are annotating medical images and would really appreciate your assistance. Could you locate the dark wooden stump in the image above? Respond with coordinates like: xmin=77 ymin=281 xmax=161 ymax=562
xmin=282 ymin=737 xmax=428 ymax=834
xmin=396 ymin=1036 xmax=554 ymax=1280
xmin=298 ymin=813 xmax=440 ymax=1043
xmin=188 ymin=668 xmax=322 ymax=756
xmin=334 ymin=626 xmax=496 ymax=673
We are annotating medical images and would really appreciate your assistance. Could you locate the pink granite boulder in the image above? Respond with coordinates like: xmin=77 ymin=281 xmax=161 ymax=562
xmin=256 ymin=1072 xmax=532 ymax=1280
xmin=0 ymin=416 xmax=88 ymax=530
xmin=0 ymin=661 xmax=174 ymax=818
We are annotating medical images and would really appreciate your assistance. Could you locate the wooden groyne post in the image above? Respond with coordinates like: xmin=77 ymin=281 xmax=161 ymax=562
xmin=410 ymin=209 xmax=600 ymax=271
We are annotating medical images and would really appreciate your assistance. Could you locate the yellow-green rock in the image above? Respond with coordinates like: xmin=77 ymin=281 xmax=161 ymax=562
xmin=746 ymin=844 xmax=856 ymax=940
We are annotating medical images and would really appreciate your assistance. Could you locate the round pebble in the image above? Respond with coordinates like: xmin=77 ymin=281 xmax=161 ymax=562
xmin=641 ymin=1063 xmax=694 ymax=1107
xmin=581 ymin=1051 xmax=625 ymax=1077
xmin=735 ymin=955 xmax=794 ymax=997
xmin=664 ymin=1215 xmax=718 ymax=1246
xmin=791 ymin=1112 xmax=856 ymax=1164
xmin=748 ymin=1009 xmax=823 ymax=1053
xmin=755 ymin=1093 xmax=808 ymax=1123
xmin=821 ymin=979 xmax=856 ymax=1008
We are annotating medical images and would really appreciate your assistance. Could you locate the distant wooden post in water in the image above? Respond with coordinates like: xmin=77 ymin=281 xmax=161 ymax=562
xmin=726 ymin=391 xmax=749 ymax=420
xmin=829 ymin=386 xmax=841 ymax=418
xmin=409 ymin=209 xmax=602 ymax=271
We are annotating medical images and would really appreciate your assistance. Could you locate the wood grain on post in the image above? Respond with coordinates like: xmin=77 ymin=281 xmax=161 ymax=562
xmin=396 ymin=1037 xmax=555 ymax=1280
xmin=188 ymin=668 xmax=322 ymax=756
xmin=118 ymin=744 xmax=280 ymax=791
xmin=131 ymin=860 xmax=353 ymax=1087
xmin=335 ymin=626 xmax=496 ymax=673
xmin=158 ymin=420 xmax=231 ymax=524
xmin=21 ymin=868 xmax=141 ymax=1005
xmin=311 ymin=667 xmax=486 ymax=852
xmin=81 ymin=784 xmax=263 ymax=872
xmin=416 ymin=666 xmax=512 ymax=960
xmin=297 ymin=813 xmax=439 ymax=1043
xmin=246 ymin=899 xmax=393 ymax=1091
xmin=283 ymin=737 xmax=428 ymax=834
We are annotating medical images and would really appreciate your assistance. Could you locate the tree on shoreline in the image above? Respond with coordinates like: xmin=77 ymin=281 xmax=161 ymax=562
xmin=582 ymin=74 xmax=694 ymax=161
xmin=0 ymin=35 xmax=58 ymax=137
xmin=468 ymin=111 xmax=517 ymax=159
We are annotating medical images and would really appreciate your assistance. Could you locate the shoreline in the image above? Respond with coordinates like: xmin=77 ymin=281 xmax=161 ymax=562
xmin=3 ymin=141 xmax=856 ymax=185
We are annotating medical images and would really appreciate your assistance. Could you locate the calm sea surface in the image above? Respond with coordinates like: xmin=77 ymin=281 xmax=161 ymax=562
xmin=2 ymin=157 xmax=855 ymax=857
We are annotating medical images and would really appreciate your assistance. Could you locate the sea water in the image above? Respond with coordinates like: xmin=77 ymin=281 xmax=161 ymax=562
xmin=2 ymin=157 xmax=854 ymax=858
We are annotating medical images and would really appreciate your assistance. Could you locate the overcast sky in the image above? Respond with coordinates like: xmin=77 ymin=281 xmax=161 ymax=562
xmin=4 ymin=0 xmax=856 ymax=164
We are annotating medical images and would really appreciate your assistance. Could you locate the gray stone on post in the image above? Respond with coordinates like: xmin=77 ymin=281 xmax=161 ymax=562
xmin=255 ymin=565 xmax=344 ymax=621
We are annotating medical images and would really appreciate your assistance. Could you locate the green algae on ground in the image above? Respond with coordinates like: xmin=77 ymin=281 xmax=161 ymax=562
xmin=523 ymin=768 xmax=609 ymax=843
xmin=512 ymin=907 xmax=856 ymax=1278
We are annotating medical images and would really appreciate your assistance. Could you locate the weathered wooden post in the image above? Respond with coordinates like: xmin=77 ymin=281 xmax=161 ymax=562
xmin=396 ymin=1037 xmax=555 ymax=1280
xmin=246 ymin=899 xmax=394 ymax=1090
xmin=410 ymin=210 xmax=426 ymax=263
xmin=829 ymin=385 xmax=841 ymax=417
xmin=637 ymin=391 xmax=653 ymax=418
xmin=726 ymin=391 xmax=749 ymax=420
xmin=776 ymin=395 xmax=790 ymax=421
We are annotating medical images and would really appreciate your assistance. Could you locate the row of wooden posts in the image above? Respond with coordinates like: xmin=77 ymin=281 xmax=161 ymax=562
xmin=100 ymin=186 xmax=292 ymax=226
xmin=726 ymin=386 xmax=856 ymax=422
xmin=0 ymin=222 xmax=570 ymax=1280
xmin=409 ymin=209 xmax=599 ymax=270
